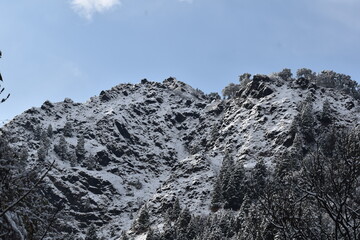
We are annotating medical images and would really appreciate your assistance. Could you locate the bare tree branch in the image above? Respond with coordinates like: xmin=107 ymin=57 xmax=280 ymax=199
xmin=0 ymin=160 xmax=55 ymax=217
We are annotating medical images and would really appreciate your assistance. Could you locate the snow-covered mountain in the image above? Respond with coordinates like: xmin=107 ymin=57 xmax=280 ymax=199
xmin=2 ymin=74 xmax=359 ymax=239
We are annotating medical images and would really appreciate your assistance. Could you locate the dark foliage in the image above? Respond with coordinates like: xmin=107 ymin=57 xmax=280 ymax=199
xmin=0 ymin=135 xmax=65 ymax=239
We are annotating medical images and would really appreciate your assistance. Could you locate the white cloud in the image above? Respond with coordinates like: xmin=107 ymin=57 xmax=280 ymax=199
xmin=71 ymin=0 xmax=121 ymax=20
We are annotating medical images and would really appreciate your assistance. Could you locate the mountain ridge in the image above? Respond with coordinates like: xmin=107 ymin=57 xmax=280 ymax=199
xmin=1 ymin=73 xmax=360 ymax=239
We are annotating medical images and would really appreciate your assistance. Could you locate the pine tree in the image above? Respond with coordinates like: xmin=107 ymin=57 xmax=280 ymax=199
xmin=85 ymin=224 xmax=99 ymax=240
xmin=206 ymin=226 xmax=224 ymax=240
xmin=85 ymin=155 xmax=96 ymax=170
xmin=76 ymin=135 xmax=86 ymax=161
xmin=175 ymin=208 xmax=192 ymax=235
xmin=132 ymin=204 xmax=150 ymax=234
xmin=250 ymin=159 xmax=268 ymax=199
xmin=238 ymin=194 xmax=251 ymax=223
xmin=146 ymin=228 xmax=160 ymax=240
xmin=320 ymin=99 xmax=332 ymax=125
xmin=54 ymin=135 xmax=68 ymax=160
xmin=63 ymin=122 xmax=73 ymax=137
xmin=220 ymin=153 xmax=234 ymax=203
xmin=162 ymin=218 xmax=175 ymax=240
xmin=34 ymin=125 xmax=42 ymax=140
xmin=224 ymin=161 xmax=245 ymax=210
xmin=47 ymin=124 xmax=53 ymax=138
xmin=69 ymin=152 xmax=77 ymax=167
xmin=19 ymin=148 xmax=29 ymax=164
xmin=37 ymin=145 xmax=47 ymax=161
xmin=211 ymin=153 xmax=234 ymax=210
xmin=186 ymin=216 xmax=203 ymax=240
xmin=210 ymin=176 xmax=223 ymax=210
xmin=218 ymin=212 xmax=235 ymax=239
xmin=168 ymin=197 xmax=181 ymax=221
xmin=40 ymin=129 xmax=50 ymax=151
xmin=119 ymin=231 xmax=129 ymax=240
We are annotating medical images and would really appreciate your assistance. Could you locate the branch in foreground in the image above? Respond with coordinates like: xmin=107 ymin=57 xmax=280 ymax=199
xmin=0 ymin=160 xmax=55 ymax=217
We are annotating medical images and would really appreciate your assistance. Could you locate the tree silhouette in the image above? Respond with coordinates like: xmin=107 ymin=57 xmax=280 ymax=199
xmin=0 ymin=50 xmax=10 ymax=103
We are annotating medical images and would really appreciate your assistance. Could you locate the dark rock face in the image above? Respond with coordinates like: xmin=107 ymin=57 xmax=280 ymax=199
xmin=345 ymin=101 xmax=355 ymax=110
xmin=114 ymin=120 xmax=131 ymax=140
xmin=107 ymin=144 xmax=124 ymax=158
xmin=96 ymin=150 xmax=112 ymax=166
xmin=47 ymin=171 xmax=119 ymax=229
xmin=195 ymin=103 xmax=206 ymax=108
xmin=259 ymin=85 xmax=274 ymax=98
xmin=175 ymin=112 xmax=187 ymax=123
xmin=145 ymin=99 xmax=157 ymax=104
xmin=100 ymin=90 xmax=111 ymax=102
xmin=237 ymin=79 xmax=274 ymax=99
xmin=41 ymin=100 xmax=54 ymax=110
xmin=283 ymin=135 xmax=295 ymax=147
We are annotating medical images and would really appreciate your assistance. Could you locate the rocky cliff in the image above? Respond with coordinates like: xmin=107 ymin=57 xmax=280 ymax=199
xmin=2 ymin=74 xmax=359 ymax=239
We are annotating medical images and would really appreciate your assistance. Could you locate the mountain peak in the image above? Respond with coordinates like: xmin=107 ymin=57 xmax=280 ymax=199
xmin=2 ymin=72 xmax=360 ymax=239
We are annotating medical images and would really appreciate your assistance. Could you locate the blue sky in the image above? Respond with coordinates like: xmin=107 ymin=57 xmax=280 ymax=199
xmin=1 ymin=0 xmax=360 ymax=123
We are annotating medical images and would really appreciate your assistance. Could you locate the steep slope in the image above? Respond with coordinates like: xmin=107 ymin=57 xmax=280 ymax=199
xmin=2 ymin=75 xmax=359 ymax=239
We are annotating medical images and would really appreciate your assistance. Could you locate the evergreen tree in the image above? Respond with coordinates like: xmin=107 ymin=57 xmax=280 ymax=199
xmin=162 ymin=219 xmax=175 ymax=240
xmin=85 ymin=154 xmax=96 ymax=170
xmin=47 ymin=124 xmax=53 ymax=138
xmin=69 ymin=152 xmax=77 ymax=167
xmin=132 ymin=204 xmax=150 ymax=234
xmin=176 ymin=208 xmax=192 ymax=234
xmin=63 ymin=122 xmax=73 ymax=137
xmin=250 ymin=159 xmax=268 ymax=198
xmin=168 ymin=197 xmax=181 ymax=221
xmin=210 ymin=176 xmax=223 ymax=210
xmin=220 ymin=154 xmax=234 ymax=203
xmin=224 ymin=161 xmax=245 ymax=210
xmin=217 ymin=213 xmax=235 ymax=239
xmin=119 ymin=231 xmax=129 ymax=240
xmin=320 ymin=127 xmax=337 ymax=158
xmin=34 ymin=125 xmax=42 ymax=140
xmin=76 ymin=135 xmax=86 ymax=161
xmin=275 ymin=133 xmax=303 ymax=180
xmin=40 ymin=129 xmax=50 ymax=151
xmin=238 ymin=194 xmax=251 ymax=224
xmin=54 ymin=135 xmax=68 ymax=160
xmin=211 ymin=153 xmax=234 ymax=210
xmin=146 ymin=228 xmax=160 ymax=240
xmin=206 ymin=226 xmax=224 ymax=240
xmin=84 ymin=224 xmax=99 ymax=240
xmin=19 ymin=148 xmax=29 ymax=163
xmin=37 ymin=145 xmax=47 ymax=161
xmin=320 ymin=99 xmax=332 ymax=125
xmin=186 ymin=216 xmax=204 ymax=240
